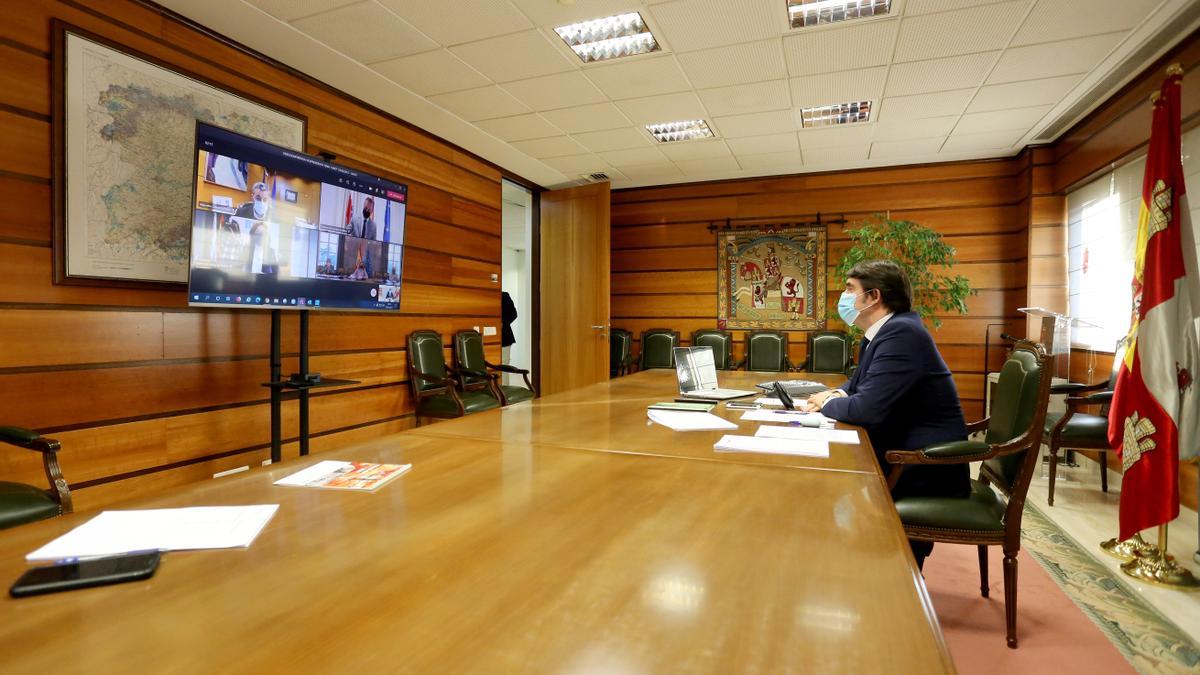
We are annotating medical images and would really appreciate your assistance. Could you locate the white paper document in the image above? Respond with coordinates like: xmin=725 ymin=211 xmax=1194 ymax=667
xmin=713 ymin=434 xmax=830 ymax=458
xmin=648 ymin=409 xmax=738 ymax=431
xmin=754 ymin=397 xmax=784 ymax=406
xmin=26 ymin=504 xmax=280 ymax=562
xmin=755 ymin=425 xmax=860 ymax=444
xmin=739 ymin=409 xmax=832 ymax=426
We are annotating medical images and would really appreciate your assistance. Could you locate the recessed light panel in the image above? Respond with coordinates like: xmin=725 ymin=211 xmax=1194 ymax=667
xmin=554 ymin=12 xmax=660 ymax=63
xmin=800 ymin=101 xmax=872 ymax=127
xmin=646 ymin=120 xmax=716 ymax=143
xmin=787 ymin=0 xmax=891 ymax=29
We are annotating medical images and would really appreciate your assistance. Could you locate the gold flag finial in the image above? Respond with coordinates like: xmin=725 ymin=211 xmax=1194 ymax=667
xmin=1166 ymin=63 xmax=1183 ymax=77
xmin=1151 ymin=91 xmax=1161 ymax=104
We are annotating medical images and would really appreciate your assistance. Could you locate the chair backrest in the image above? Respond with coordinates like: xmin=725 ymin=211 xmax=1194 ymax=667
xmin=640 ymin=329 xmax=679 ymax=369
xmin=610 ymin=329 xmax=632 ymax=373
xmin=745 ymin=330 xmax=789 ymax=372
xmin=407 ymin=330 xmax=448 ymax=393
xmin=692 ymin=329 xmax=733 ymax=370
xmin=981 ymin=341 xmax=1053 ymax=497
xmin=453 ymin=330 xmax=487 ymax=388
xmin=807 ymin=330 xmax=851 ymax=373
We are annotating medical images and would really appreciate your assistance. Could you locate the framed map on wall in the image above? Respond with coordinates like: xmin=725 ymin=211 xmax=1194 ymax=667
xmin=717 ymin=224 xmax=827 ymax=330
xmin=53 ymin=23 xmax=306 ymax=287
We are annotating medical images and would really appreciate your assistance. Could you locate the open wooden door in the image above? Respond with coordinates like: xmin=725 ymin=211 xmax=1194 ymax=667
xmin=539 ymin=181 xmax=610 ymax=396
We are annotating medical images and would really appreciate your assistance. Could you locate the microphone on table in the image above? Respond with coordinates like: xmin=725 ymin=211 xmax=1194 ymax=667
xmin=999 ymin=333 xmax=1019 ymax=343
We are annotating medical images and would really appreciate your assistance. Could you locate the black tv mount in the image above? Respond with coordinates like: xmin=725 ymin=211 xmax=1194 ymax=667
xmin=706 ymin=212 xmax=847 ymax=233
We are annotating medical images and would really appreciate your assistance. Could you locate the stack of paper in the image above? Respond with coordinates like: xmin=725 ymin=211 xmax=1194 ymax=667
xmin=274 ymin=460 xmax=411 ymax=491
xmin=713 ymin=435 xmax=830 ymax=457
xmin=26 ymin=505 xmax=279 ymax=562
xmin=739 ymin=409 xmax=831 ymax=427
xmin=755 ymin=425 xmax=859 ymax=444
xmin=647 ymin=409 xmax=738 ymax=431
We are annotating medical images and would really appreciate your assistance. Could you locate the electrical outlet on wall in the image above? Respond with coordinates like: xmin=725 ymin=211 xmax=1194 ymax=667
xmin=473 ymin=326 xmax=481 ymax=333
xmin=483 ymin=326 xmax=497 ymax=336
xmin=490 ymin=273 xmax=498 ymax=283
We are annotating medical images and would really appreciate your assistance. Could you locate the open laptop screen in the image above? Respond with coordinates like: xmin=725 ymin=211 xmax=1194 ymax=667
xmin=674 ymin=346 xmax=719 ymax=394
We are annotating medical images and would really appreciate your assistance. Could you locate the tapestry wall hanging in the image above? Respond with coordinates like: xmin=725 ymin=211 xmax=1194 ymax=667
xmin=717 ymin=224 xmax=826 ymax=330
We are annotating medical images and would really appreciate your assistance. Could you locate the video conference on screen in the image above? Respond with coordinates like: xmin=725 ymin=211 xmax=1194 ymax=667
xmin=191 ymin=151 xmax=406 ymax=302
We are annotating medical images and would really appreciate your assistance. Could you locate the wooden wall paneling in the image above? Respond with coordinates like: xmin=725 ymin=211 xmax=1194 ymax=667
xmin=0 ymin=44 xmax=50 ymax=116
xmin=0 ymin=110 xmax=50 ymax=177
xmin=0 ymin=176 xmax=52 ymax=244
xmin=612 ymin=246 xmax=715 ymax=271
xmin=0 ymin=308 xmax=164 ymax=367
xmin=612 ymin=271 xmax=713 ymax=295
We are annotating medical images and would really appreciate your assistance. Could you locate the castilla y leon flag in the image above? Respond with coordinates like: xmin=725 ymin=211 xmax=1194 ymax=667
xmin=1107 ymin=65 xmax=1200 ymax=542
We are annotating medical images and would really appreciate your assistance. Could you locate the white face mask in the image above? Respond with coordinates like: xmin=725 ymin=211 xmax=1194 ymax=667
xmin=253 ymin=198 xmax=268 ymax=219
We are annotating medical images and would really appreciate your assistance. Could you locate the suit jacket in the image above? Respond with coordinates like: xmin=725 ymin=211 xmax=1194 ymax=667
xmin=820 ymin=311 xmax=969 ymax=498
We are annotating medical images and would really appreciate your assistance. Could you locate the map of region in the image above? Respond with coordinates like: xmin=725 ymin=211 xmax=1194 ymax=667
xmin=68 ymin=35 xmax=302 ymax=283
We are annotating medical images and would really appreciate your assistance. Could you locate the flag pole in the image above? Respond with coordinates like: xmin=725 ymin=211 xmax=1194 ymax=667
xmin=1120 ymin=523 xmax=1200 ymax=589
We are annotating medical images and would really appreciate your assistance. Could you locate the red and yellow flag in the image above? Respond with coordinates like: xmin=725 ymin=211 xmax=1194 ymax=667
xmin=1107 ymin=65 xmax=1200 ymax=541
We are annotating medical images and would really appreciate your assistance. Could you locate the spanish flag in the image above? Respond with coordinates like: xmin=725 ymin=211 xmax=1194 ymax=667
xmin=1107 ymin=65 xmax=1200 ymax=541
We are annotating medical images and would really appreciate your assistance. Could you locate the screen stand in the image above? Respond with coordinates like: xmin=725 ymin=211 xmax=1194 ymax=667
xmin=263 ymin=309 xmax=358 ymax=464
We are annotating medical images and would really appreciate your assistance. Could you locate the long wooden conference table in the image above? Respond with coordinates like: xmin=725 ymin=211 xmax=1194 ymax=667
xmin=0 ymin=370 xmax=955 ymax=674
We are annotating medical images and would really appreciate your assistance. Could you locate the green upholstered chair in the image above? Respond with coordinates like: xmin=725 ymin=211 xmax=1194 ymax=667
xmin=453 ymin=329 xmax=535 ymax=406
xmin=885 ymin=340 xmax=1052 ymax=649
xmin=1044 ymin=338 xmax=1127 ymax=506
xmin=691 ymin=329 xmax=734 ymax=370
xmin=739 ymin=330 xmax=792 ymax=372
xmin=639 ymin=328 xmax=679 ymax=370
xmin=1 ymin=426 xmax=72 ymax=530
xmin=610 ymin=329 xmax=633 ymax=377
xmin=407 ymin=330 xmax=499 ymax=426
xmin=805 ymin=330 xmax=852 ymax=375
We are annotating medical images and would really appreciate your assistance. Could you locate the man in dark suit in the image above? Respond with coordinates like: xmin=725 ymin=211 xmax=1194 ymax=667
xmin=805 ymin=260 xmax=970 ymax=568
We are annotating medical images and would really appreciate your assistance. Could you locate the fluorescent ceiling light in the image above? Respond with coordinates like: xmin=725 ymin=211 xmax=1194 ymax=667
xmin=787 ymin=0 xmax=891 ymax=28
xmin=554 ymin=12 xmax=660 ymax=63
xmin=800 ymin=101 xmax=872 ymax=128
xmin=646 ymin=120 xmax=715 ymax=143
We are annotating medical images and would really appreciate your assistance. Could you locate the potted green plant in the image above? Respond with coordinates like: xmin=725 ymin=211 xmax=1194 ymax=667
xmin=832 ymin=214 xmax=974 ymax=336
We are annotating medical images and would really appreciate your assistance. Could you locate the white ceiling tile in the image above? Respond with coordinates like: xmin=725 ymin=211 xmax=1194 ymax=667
xmin=870 ymin=137 xmax=946 ymax=159
xmin=967 ymin=74 xmax=1081 ymax=113
xmin=509 ymin=0 xmax=644 ymax=26
xmin=572 ymin=127 xmax=653 ymax=152
xmin=877 ymin=89 xmax=974 ymax=121
xmin=543 ymin=153 xmax=611 ymax=174
xmin=541 ymin=103 xmax=631 ymax=133
xmin=510 ymin=135 xmax=589 ymax=159
xmin=954 ymin=104 xmax=1051 ymax=134
xmin=802 ymin=144 xmax=871 ymax=164
xmin=736 ymin=151 xmax=804 ymax=171
xmin=614 ymin=92 xmax=707 ymax=125
xmin=885 ymin=52 xmax=998 ymax=96
xmin=291 ymin=2 xmax=436 ymax=63
xmin=783 ymin=19 xmax=899 ymax=76
xmin=675 ymin=155 xmax=741 ymax=176
xmin=599 ymin=146 xmax=670 ymax=166
xmin=619 ymin=162 xmax=685 ymax=181
xmin=873 ymin=114 xmax=958 ymax=140
xmin=1011 ymin=0 xmax=1158 ymax=46
xmin=450 ymin=30 xmax=576 ymax=82
xmin=725 ymin=132 xmax=800 ymax=155
xmin=942 ymin=128 xmax=1027 ymax=152
xmin=371 ymin=49 xmax=489 ymax=96
xmin=503 ymin=72 xmax=608 ymax=111
xmin=893 ymin=1 xmax=1028 ymax=62
xmin=429 ymin=86 xmax=531 ymax=122
xmin=797 ymin=125 xmax=874 ymax=148
xmin=247 ymin=0 xmax=358 ymax=21
xmin=659 ymin=139 xmax=732 ymax=161
xmin=987 ymin=32 xmax=1124 ymax=84
xmin=585 ymin=56 xmax=691 ymax=100
xmin=377 ymin=0 xmax=532 ymax=45
xmin=697 ymin=80 xmax=791 ymax=117
xmin=648 ymin=0 xmax=783 ymax=52
xmin=712 ymin=110 xmax=797 ymax=138
xmin=476 ymin=113 xmax=562 ymax=141
xmin=903 ymin=0 xmax=1023 ymax=14
xmin=677 ymin=39 xmax=787 ymax=89
xmin=790 ymin=67 xmax=888 ymax=108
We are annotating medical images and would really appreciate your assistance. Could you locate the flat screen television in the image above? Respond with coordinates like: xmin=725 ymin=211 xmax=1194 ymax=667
xmin=187 ymin=122 xmax=407 ymax=311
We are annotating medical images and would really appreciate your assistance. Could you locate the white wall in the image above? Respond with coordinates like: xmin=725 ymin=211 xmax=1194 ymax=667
xmin=501 ymin=183 xmax=532 ymax=386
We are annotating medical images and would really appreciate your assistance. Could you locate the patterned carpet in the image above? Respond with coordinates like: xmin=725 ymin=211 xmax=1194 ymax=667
xmin=1019 ymin=503 xmax=1200 ymax=674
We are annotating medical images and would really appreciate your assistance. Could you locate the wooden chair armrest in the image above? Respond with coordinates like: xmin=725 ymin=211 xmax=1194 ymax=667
xmin=1051 ymin=381 xmax=1106 ymax=395
xmin=485 ymin=362 xmax=529 ymax=375
xmin=411 ymin=370 xmax=457 ymax=387
xmin=885 ymin=440 xmax=994 ymax=465
xmin=0 ymin=426 xmax=60 ymax=453
xmin=459 ymin=367 xmax=498 ymax=382
xmin=965 ymin=418 xmax=990 ymax=433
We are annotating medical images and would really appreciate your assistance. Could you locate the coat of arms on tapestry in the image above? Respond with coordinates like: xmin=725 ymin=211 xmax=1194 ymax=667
xmin=717 ymin=224 xmax=826 ymax=330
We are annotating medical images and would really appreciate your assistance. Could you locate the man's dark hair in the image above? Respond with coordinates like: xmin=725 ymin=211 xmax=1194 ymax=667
xmin=847 ymin=260 xmax=912 ymax=314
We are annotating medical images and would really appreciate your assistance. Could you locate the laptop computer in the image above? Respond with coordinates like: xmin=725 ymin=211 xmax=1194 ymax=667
xmin=674 ymin=346 xmax=757 ymax=400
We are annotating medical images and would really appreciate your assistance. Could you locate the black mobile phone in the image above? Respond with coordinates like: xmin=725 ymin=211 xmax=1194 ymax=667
xmin=772 ymin=382 xmax=796 ymax=410
xmin=9 ymin=551 xmax=161 ymax=598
